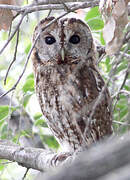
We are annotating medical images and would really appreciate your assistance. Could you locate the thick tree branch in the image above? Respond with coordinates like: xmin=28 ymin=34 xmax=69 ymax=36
xmin=1 ymin=134 xmax=130 ymax=179
xmin=32 ymin=0 xmax=87 ymax=4
xmin=0 ymin=140 xmax=72 ymax=171
xmin=41 ymin=134 xmax=130 ymax=180
xmin=0 ymin=1 xmax=99 ymax=14
xmin=0 ymin=1 xmax=130 ymax=16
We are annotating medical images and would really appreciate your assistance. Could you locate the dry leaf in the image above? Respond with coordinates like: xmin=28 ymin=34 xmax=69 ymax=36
xmin=0 ymin=0 xmax=22 ymax=31
xmin=99 ymin=0 xmax=129 ymax=55
xmin=103 ymin=16 xmax=116 ymax=44
xmin=0 ymin=8 xmax=13 ymax=30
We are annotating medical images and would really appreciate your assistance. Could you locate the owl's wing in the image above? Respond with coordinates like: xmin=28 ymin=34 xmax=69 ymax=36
xmin=59 ymin=62 xmax=113 ymax=146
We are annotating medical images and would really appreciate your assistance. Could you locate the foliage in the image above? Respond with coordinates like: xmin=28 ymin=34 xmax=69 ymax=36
xmin=0 ymin=2 xmax=129 ymax=180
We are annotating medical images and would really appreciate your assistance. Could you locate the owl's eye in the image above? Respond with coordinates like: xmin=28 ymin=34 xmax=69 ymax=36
xmin=45 ymin=36 xmax=56 ymax=45
xmin=69 ymin=35 xmax=80 ymax=44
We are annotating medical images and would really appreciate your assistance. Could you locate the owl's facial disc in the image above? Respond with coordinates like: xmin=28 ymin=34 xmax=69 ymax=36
xmin=43 ymin=33 xmax=81 ymax=63
xmin=59 ymin=34 xmax=81 ymax=63
xmin=33 ymin=17 xmax=94 ymax=65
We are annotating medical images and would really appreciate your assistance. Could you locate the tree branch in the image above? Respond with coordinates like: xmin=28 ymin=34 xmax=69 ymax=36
xmin=0 ymin=140 xmax=72 ymax=171
xmin=32 ymin=0 xmax=87 ymax=4
xmin=1 ymin=134 xmax=130 ymax=179
xmin=0 ymin=1 xmax=99 ymax=14
xmin=41 ymin=134 xmax=130 ymax=180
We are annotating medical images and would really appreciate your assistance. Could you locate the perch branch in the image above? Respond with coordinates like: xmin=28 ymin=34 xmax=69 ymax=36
xmin=43 ymin=133 xmax=130 ymax=180
xmin=0 ymin=140 xmax=72 ymax=171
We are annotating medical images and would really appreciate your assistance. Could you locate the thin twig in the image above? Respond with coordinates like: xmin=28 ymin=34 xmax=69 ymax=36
xmin=0 ymin=39 xmax=36 ymax=99
xmin=22 ymin=168 xmax=30 ymax=180
xmin=0 ymin=13 xmax=26 ymax=55
xmin=7 ymin=90 xmax=15 ymax=139
xmin=0 ymin=11 xmax=70 ymax=99
xmin=113 ymin=120 xmax=130 ymax=126
xmin=4 ymin=28 xmax=20 ymax=85
xmin=87 ymin=42 xmax=130 ymax=129
xmin=112 ymin=62 xmax=130 ymax=111
xmin=34 ymin=0 xmax=40 ymax=24
xmin=112 ymin=90 xmax=130 ymax=98
xmin=60 ymin=0 xmax=71 ymax=12
xmin=47 ymin=9 xmax=52 ymax=17
xmin=8 ymin=20 xmax=12 ymax=38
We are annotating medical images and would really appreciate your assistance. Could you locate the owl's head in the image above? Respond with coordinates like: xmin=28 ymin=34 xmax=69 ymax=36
xmin=33 ymin=17 xmax=95 ymax=65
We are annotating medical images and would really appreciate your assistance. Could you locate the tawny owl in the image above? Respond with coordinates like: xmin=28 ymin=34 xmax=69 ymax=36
xmin=32 ymin=17 xmax=113 ymax=152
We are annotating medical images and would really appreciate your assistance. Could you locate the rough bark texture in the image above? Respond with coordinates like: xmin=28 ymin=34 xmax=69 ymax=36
xmin=36 ymin=134 xmax=130 ymax=180
xmin=1 ymin=134 xmax=130 ymax=177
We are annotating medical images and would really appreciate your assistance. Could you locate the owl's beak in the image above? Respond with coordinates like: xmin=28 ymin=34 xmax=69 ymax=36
xmin=60 ymin=48 xmax=65 ymax=61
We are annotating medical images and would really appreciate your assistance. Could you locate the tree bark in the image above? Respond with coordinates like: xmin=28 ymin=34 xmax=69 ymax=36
xmin=1 ymin=134 xmax=130 ymax=179
xmin=39 ymin=134 xmax=130 ymax=180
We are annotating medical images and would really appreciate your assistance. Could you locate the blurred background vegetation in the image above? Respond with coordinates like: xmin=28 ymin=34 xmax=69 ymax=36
xmin=0 ymin=0 xmax=129 ymax=179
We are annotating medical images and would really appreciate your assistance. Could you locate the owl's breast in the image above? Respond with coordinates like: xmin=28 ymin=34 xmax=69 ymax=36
xmin=34 ymin=63 xmax=112 ymax=152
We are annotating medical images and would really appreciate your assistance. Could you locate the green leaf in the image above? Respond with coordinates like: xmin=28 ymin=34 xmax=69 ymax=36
xmin=34 ymin=113 xmax=42 ymax=120
xmin=0 ymin=123 xmax=8 ymax=139
xmin=105 ymin=57 xmax=111 ymax=72
xmin=2 ymin=31 xmax=8 ymax=40
xmin=26 ymin=73 xmax=34 ymax=79
xmin=85 ymin=6 xmax=100 ymax=21
xmin=25 ymin=43 xmax=31 ymax=54
xmin=119 ymin=95 xmax=127 ymax=99
xmin=23 ymin=92 xmax=33 ymax=107
xmin=116 ymin=63 xmax=127 ymax=74
xmin=0 ymin=119 xmax=4 ymax=126
xmin=0 ymin=160 xmax=7 ymax=171
xmin=42 ymin=135 xmax=59 ymax=149
xmin=124 ymin=85 xmax=130 ymax=91
xmin=114 ymin=95 xmax=128 ymax=122
xmin=34 ymin=113 xmax=48 ymax=127
xmin=100 ymin=31 xmax=105 ymax=45
xmin=35 ymin=119 xmax=48 ymax=127
xmin=87 ymin=18 xmax=104 ymax=30
xmin=12 ymin=134 xmax=20 ymax=144
xmin=120 ymin=107 xmax=128 ymax=119
xmin=20 ymin=130 xmax=31 ymax=137
xmin=22 ymin=78 xmax=34 ymax=93
xmin=0 ymin=106 xmax=16 ymax=121
xmin=0 ymin=106 xmax=9 ymax=120
xmin=12 ymin=131 xmax=31 ymax=144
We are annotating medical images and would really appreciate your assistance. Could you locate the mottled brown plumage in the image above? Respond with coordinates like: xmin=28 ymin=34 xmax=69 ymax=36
xmin=32 ymin=17 xmax=112 ymax=152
